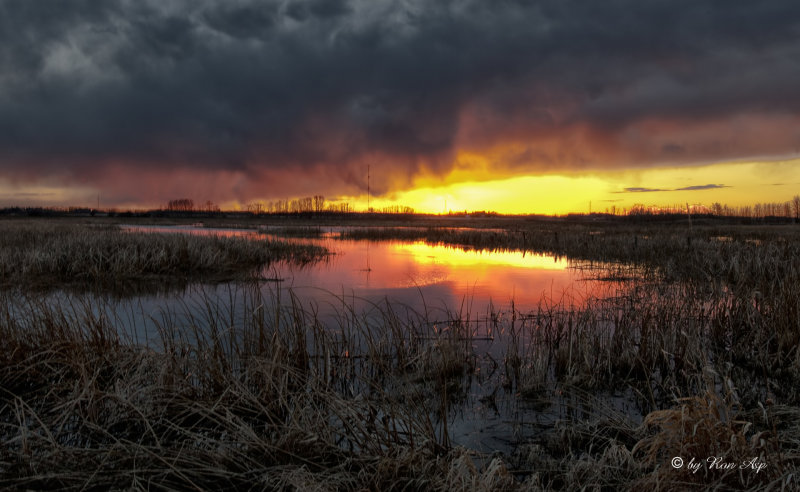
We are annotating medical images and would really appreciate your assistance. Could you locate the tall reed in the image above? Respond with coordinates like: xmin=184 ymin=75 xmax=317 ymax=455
xmin=3 ymin=218 xmax=800 ymax=489
xmin=2 ymin=275 xmax=797 ymax=490
xmin=0 ymin=221 xmax=328 ymax=289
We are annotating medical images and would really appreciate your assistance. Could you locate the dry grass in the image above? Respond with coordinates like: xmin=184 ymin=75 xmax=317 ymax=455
xmin=0 ymin=287 xmax=508 ymax=490
xmin=340 ymin=222 xmax=800 ymax=290
xmin=0 ymin=221 xmax=328 ymax=290
xmin=264 ymin=226 xmax=326 ymax=238
xmin=2 ymin=278 xmax=798 ymax=490
xmin=2 ymin=219 xmax=800 ymax=489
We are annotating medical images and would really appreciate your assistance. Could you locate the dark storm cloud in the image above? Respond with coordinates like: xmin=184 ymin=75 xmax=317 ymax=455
xmin=0 ymin=0 xmax=799 ymax=199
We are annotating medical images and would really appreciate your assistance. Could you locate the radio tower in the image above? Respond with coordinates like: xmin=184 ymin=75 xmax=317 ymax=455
xmin=367 ymin=164 xmax=371 ymax=212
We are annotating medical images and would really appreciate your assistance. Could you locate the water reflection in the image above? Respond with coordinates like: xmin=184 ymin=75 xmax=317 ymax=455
xmin=396 ymin=242 xmax=568 ymax=270
xmin=271 ymin=239 xmax=595 ymax=316
xmin=20 ymin=225 xmax=641 ymax=458
xmin=121 ymin=224 xmax=603 ymax=315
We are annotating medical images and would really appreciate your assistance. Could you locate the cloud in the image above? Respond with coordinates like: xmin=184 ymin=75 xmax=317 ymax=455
xmin=0 ymin=0 xmax=798 ymax=204
xmin=616 ymin=183 xmax=729 ymax=193
xmin=674 ymin=184 xmax=729 ymax=191
xmin=620 ymin=187 xmax=667 ymax=193
xmin=10 ymin=192 xmax=56 ymax=197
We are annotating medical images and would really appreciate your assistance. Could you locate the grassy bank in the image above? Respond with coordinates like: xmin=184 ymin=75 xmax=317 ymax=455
xmin=0 ymin=288 xmax=513 ymax=490
xmin=261 ymin=225 xmax=326 ymax=238
xmin=340 ymin=223 xmax=800 ymax=289
xmin=0 ymin=221 xmax=328 ymax=290
xmin=2 ymin=218 xmax=799 ymax=489
xmin=1 ymin=278 xmax=798 ymax=490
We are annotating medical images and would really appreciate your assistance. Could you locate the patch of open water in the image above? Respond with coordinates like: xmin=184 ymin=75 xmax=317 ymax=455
xmin=96 ymin=225 xmax=640 ymax=454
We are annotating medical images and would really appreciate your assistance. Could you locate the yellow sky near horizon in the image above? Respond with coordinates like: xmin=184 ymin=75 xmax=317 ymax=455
xmin=2 ymin=157 xmax=799 ymax=215
xmin=342 ymin=158 xmax=800 ymax=215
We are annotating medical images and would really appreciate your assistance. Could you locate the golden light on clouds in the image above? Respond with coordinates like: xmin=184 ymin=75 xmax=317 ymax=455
xmin=344 ymin=157 xmax=800 ymax=215
xmin=3 ymin=155 xmax=798 ymax=215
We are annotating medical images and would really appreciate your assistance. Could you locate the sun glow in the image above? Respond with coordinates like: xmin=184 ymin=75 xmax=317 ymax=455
xmin=344 ymin=157 xmax=800 ymax=215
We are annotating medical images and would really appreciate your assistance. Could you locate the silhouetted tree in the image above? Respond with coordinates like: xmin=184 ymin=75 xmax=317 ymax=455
xmin=792 ymin=195 xmax=800 ymax=221
xmin=313 ymin=195 xmax=325 ymax=212
xmin=167 ymin=198 xmax=194 ymax=211
xmin=246 ymin=202 xmax=264 ymax=214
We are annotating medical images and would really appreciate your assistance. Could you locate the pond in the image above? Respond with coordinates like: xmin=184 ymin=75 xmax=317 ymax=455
xmin=122 ymin=224 xmax=611 ymax=317
xmin=105 ymin=224 xmax=632 ymax=455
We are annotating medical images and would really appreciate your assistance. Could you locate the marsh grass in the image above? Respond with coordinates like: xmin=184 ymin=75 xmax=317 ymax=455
xmin=2 ymin=219 xmax=800 ymax=489
xmin=264 ymin=226 xmax=326 ymax=238
xmin=339 ymin=223 xmax=800 ymax=290
xmin=2 ymin=277 xmax=798 ymax=490
xmin=0 ymin=287 xmax=497 ymax=490
xmin=0 ymin=221 xmax=328 ymax=290
xmin=358 ymin=220 xmax=800 ymax=488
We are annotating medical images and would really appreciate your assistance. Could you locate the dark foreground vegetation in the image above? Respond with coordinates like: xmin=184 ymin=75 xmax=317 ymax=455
xmin=0 ymin=221 xmax=328 ymax=291
xmin=340 ymin=220 xmax=800 ymax=286
xmin=1 ymin=217 xmax=799 ymax=490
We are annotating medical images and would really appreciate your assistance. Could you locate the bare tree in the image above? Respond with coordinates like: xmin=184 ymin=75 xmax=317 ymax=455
xmin=246 ymin=202 xmax=264 ymax=214
xmin=167 ymin=198 xmax=194 ymax=211
xmin=313 ymin=195 xmax=325 ymax=213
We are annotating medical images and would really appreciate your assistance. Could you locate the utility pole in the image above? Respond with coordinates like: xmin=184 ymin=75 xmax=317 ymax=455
xmin=686 ymin=202 xmax=692 ymax=229
xmin=367 ymin=164 xmax=370 ymax=212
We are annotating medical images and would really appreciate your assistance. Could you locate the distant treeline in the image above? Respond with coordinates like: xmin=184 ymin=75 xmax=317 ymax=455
xmin=165 ymin=196 xmax=415 ymax=215
xmin=0 ymin=206 xmax=417 ymax=220
xmin=2 ymin=194 xmax=799 ymax=221
xmin=240 ymin=196 xmax=415 ymax=215
xmin=596 ymin=195 xmax=800 ymax=220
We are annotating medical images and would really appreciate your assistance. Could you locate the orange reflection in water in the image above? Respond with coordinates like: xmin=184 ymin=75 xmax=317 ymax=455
xmin=388 ymin=241 xmax=588 ymax=308
xmin=281 ymin=239 xmax=600 ymax=312
xmin=394 ymin=241 xmax=568 ymax=271
xmin=123 ymin=225 xmax=609 ymax=312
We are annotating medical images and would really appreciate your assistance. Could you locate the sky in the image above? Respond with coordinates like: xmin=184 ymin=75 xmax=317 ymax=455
xmin=1 ymin=0 xmax=799 ymax=213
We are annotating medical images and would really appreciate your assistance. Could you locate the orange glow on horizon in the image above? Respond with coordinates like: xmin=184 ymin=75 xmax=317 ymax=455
xmin=337 ymin=157 xmax=800 ymax=215
xmin=3 ymin=157 xmax=799 ymax=215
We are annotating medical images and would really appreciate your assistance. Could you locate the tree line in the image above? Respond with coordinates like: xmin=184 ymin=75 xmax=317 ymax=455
xmin=166 ymin=196 xmax=415 ymax=215
xmin=244 ymin=195 xmax=327 ymax=214
xmin=164 ymin=194 xmax=798 ymax=218
xmin=167 ymin=199 xmax=220 ymax=212
xmin=598 ymin=195 xmax=800 ymax=220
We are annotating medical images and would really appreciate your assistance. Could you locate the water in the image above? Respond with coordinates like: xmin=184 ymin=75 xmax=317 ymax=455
xmin=107 ymin=225 xmax=632 ymax=454
xmin=122 ymin=224 xmax=607 ymax=317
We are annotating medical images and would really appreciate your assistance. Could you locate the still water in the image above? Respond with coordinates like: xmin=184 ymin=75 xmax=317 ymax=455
xmin=122 ymin=224 xmax=604 ymax=317
xmin=111 ymin=225 xmax=626 ymax=454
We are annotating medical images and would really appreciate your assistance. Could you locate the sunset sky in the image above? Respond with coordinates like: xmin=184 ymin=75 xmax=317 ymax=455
xmin=1 ymin=1 xmax=799 ymax=214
